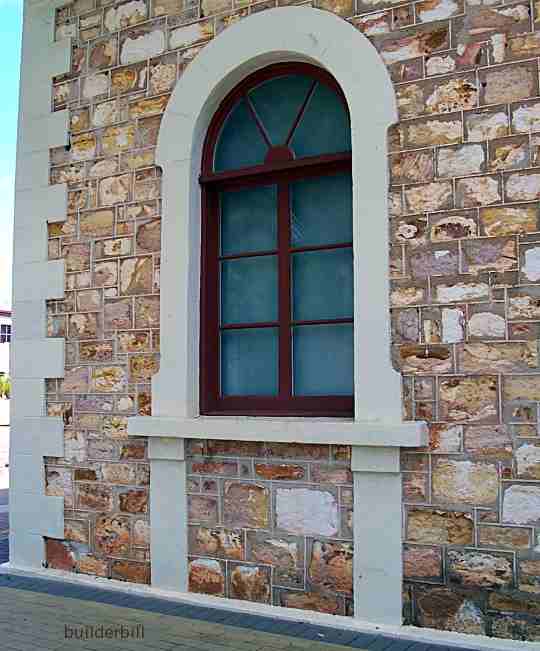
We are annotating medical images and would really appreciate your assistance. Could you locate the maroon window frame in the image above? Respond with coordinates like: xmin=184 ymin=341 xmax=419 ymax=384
xmin=199 ymin=63 xmax=353 ymax=417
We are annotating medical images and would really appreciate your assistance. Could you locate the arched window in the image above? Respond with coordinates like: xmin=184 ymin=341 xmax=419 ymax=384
xmin=200 ymin=63 xmax=353 ymax=417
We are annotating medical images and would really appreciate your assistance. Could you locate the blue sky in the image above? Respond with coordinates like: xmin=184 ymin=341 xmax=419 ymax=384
xmin=0 ymin=0 xmax=22 ymax=309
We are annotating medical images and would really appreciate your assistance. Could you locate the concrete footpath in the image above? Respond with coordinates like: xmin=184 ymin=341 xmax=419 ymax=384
xmin=0 ymin=571 xmax=491 ymax=651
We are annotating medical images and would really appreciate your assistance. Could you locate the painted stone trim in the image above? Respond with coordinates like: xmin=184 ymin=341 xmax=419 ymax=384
xmin=10 ymin=0 xmax=71 ymax=570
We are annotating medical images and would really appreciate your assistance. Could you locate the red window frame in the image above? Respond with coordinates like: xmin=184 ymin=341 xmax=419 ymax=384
xmin=199 ymin=63 xmax=353 ymax=417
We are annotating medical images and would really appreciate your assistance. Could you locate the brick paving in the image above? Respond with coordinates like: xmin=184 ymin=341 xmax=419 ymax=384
xmin=0 ymin=572 xmax=479 ymax=651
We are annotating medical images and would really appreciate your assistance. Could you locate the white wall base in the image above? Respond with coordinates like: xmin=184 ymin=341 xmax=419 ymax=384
xmin=0 ymin=562 xmax=533 ymax=651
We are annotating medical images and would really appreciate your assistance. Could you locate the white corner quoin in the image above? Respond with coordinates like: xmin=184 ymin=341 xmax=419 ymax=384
xmin=10 ymin=0 xmax=70 ymax=574
xmin=128 ymin=6 xmax=427 ymax=627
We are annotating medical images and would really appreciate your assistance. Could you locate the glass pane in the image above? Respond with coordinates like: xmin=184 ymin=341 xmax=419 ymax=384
xmin=221 ymin=256 xmax=278 ymax=325
xmin=293 ymin=323 xmax=353 ymax=396
xmin=290 ymin=82 xmax=351 ymax=158
xmin=214 ymin=98 xmax=268 ymax=171
xmin=221 ymin=186 xmax=277 ymax=256
xmin=291 ymin=173 xmax=353 ymax=247
xmin=248 ymin=75 xmax=313 ymax=146
xmin=222 ymin=327 xmax=278 ymax=396
xmin=292 ymin=248 xmax=353 ymax=321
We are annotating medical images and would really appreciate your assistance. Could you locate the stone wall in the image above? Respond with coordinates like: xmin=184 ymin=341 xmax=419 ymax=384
xmin=42 ymin=0 xmax=540 ymax=640
xmin=186 ymin=440 xmax=353 ymax=612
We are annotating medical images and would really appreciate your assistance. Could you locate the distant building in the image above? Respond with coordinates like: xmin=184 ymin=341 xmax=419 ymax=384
xmin=0 ymin=309 xmax=11 ymax=376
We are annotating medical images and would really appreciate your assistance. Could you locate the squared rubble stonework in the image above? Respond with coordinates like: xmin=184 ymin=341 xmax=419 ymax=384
xmin=45 ymin=0 xmax=540 ymax=637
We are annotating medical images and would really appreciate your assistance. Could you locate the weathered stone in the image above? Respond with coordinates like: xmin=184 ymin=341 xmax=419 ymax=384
xmin=229 ymin=564 xmax=271 ymax=603
xmin=99 ymin=175 xmax=130 ymax=205
xmin=428 ymin=423 xmax=462 ymax=453
xmin=89 ymin=37 xmax=117 ymax=70
xmin=417 ymin=0 xmax=460 ymax=22
xmin=119 ymin=488 xmax=148 ymax=513
xmin=170 ymin=21 xmax=213 ymax=50
xmin=519 ymin=559 xmax=540 ymax=594
xmin=506 ymin=173 xmax=540 ymax=201
xmin=121 ymin=29 xmax=165 ymax=65
xmin=465 ymin=110 xmax=508 ymax=142
xmin=396 ymin=344 xmax=453 ymax=373
xmin=377 ymin=27 xmax=448 ymax=65
xmin=190 ymin=527 xmax=244 ymax=560
xmin=224 ymin=482 xmax=269 ymax=528
xmin=111 ymin=560 xmax=150 ymax=584
xmin=405 ymin=118 xmax=462 ymax=147
xmin=63 ymin=243 xmax=91 ymax=272
xmin=513 ymin=101 xmax=540 ymax=132
xmin=64 ymin=519 xmax=88 ymax=543
xmin=308 ymin=541 xmax=352 ymax=595
xmin=129 ymin=354 xmax=159 ymax=382
xmin=464 ymin=425 xmax=512 ymax=457
xmin=427 ymin=78 xmax=478 ymax=114
xmin=416 ymin=588 xmax=486 ymax=634
xmin=77 ymin=483 xmax=112 ymax=511
xmin=433 ymin=458 xmax=498 ymax=505
xmin=458 ymin=342 xmax=536 ymax=372
xmin=478 ymin=526 xmax=532 ymax=549
xmin=448 ymin=549 xmax=513 ymax=588
xmin=254 ymin=463 xmax=304 ymax=480
xmin=61 ymin=366 xmax=90 ymax=393
xmin=407 ymin=508 xmax=474 ymax=544
xmin=403 ymin=545 xmax=442 ymax=579
xmin=505 ymin=375 xmax=540 ymax=401
xmin=310 ymin=464 xmax=352 ymax=484
xmin=391 ymin=151 xmax=434 ymax=183
xmin=489 ymin=138 xmax=529 ymax=171
xmin=456 ymin=175 xmax=501 ymax=206
xmin=120 ymin=257 xmax=153 ymax=294
xmin=76 ymin=555 xmax=109 ymax=577
xmin=102 ymin=125 xmax=136 ymax=155
xmin=46 ymin=539 xmax=78 ymax=571
xmin=275 ymin=487 xmax=338 ymax=536
xmin=481 ymin=64 xmax=536 ymax=105
xmin=94 ymin=261 xmax=118 ymax=287
xmin=503 ymin=484 xmax=540 ymax=525
xmin=133 ymin=519 xmax=150 ymax=546
xmin=278 ymin=590 xmax=342 ymax=615
xmin=440 ymin=375 xmax=498 ymax=423
xmin=437 ymin=144 xmax=484 ymax=177
xmin=70 ymin=133 xmax=97 ymax=161
xmin=404 ymin=181 xmax=453 ymax=212
xmin=104 ymin=299 xmax=132 ymax=329
xmin=64 ymin=431 xmax=86 ymax=463
xmin=480 ymin=205 xmax=537 ymax=237
xmin=189 ymin=558 xmax=225 ymax=596
xmin=491 ymin=615 xmax=540 ymax=641
xmin=91 ymin=366 xmax=127 ymax=392
xmin=396 ymin=84 xmax=424 ymax=119
xmin=431 ymin=214 xmax=477 ymax=241
xmin=247 ymin=532 xmax=300 ymax=568
xmin=104 ymin=1 xmax=147 ymax=32
xmin=135 ymin=295 xmax=160 ymax=326
xmin=391 ymin=284 xmax=426 ymax=306
xmin=516 ymin=442 xmax=540 ymax=479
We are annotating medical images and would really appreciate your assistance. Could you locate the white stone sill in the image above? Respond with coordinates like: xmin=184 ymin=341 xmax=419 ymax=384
xmin=0 ymin=563 xmax=533 ymax=651
xmin=127 ymin=416 xmax=427 ymax=448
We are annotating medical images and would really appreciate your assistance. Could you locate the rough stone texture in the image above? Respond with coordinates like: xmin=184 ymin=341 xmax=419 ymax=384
xmin=186 ymin=441 xmax=350 ymax=611
xmin=44 ymin=0 xmax=540 ymax=637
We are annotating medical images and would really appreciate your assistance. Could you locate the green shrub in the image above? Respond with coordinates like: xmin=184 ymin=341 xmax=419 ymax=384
xmin=0 ymin=375 xmax=10 ymax=399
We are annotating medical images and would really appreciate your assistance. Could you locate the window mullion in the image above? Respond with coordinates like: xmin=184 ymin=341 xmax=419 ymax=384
xmin=278 ymin=183 xmax=292 ymax=399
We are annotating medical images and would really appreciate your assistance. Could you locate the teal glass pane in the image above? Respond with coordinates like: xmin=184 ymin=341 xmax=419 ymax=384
xmin=221 ymin=186 xmax=277 ymax=256
xmin=293 ymin=323 xmax=353 ymax=396
xmin=221 ymin=256 xmax=278 ymax=325
xmin=290 ymin=82 xmax=351 ymax=158
xmin=291 ymin=173 xmax=353 ymax=247
xmin=222 ymin=327 xmax=278 ymax=396
xmin=248 ymin=75 xmax=313 ymax=146
xmin=214 ymin=98 xmax=268 ymax=171
xmin=292 ymin=248 xmax=353 ymax=321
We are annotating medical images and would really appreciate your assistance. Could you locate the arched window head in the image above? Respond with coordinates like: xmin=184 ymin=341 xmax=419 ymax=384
xmin=200 ymin=63 xmax=354 ymax=417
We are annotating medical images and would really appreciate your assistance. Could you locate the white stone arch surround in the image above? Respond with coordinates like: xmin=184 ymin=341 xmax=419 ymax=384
xmin=128 ymin=7 xmax=427 ymax=626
